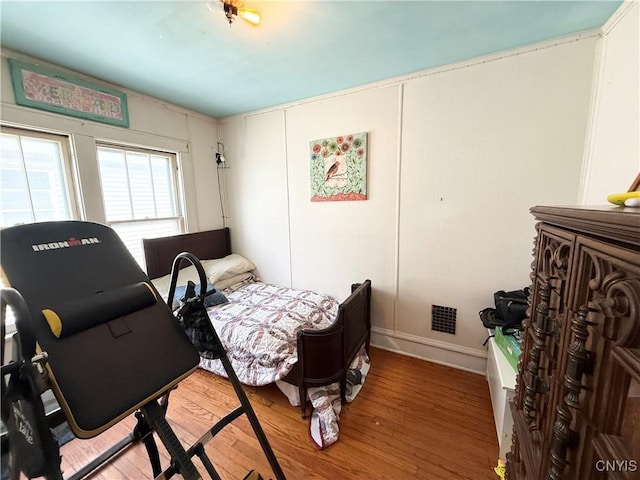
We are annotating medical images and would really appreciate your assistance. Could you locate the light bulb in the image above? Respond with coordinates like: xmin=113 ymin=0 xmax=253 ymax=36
xmin=238 ymin=8 xmax=261 ymax=26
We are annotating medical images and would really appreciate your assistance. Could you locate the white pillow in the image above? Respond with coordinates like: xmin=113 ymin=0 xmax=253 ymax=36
xmin=201 ymin=254 xmax=255 ymax=283
xmin=215 ymin=272 xmax=256 ymax=290
xmin=150 ymin=254 xmax=255 ymax=299
xmin=150 ymin=264 xmax=202 ymax=300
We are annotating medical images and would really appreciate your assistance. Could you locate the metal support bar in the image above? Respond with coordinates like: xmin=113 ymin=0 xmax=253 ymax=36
xmin=141 ymin=401 xmax=201 ymax=480
xmin=194 ymin=443 xmax=222 ymax=480
xmin=220 ymin=355 xmax=286 ymax=480
xmin=67 ymin=433 xmax=136 ymax=480
xmin=135 ymin=410 xmax=163 ymax=478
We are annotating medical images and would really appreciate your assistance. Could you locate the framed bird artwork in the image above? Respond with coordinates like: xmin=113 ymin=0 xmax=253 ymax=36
xmin=310 ymin=132 xmax=368 ymax=202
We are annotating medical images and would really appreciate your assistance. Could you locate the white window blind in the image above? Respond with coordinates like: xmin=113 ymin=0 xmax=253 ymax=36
xmin=97 ymin=144 xmax=183 ymax=271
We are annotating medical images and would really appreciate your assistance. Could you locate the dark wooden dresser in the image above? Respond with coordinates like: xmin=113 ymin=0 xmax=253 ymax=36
xmin=507 ymin=205 xmax=640 ymax=480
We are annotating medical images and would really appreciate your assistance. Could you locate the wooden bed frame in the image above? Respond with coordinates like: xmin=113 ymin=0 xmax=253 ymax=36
xmin=143 ymin=228 xmax=371 ymax=417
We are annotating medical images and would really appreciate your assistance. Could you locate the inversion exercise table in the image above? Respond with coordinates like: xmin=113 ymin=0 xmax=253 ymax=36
xmin=1 ymin=221 xmax=285 ymax=480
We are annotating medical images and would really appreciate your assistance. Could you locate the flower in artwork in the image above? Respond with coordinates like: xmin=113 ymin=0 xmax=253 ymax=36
xmin=357 ymin=148 xmax=364 ymax=157
xmin=341 ymin=142 xmax=350 ymax=152
xmin=313 ymin=144 xmax=321 ymax=154
xmin=336 ymin=136 xmax=344 ymax=144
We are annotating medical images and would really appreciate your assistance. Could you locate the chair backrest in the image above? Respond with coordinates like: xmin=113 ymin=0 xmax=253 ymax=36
xmin=1 ymin=221 xmax=200 ymax=438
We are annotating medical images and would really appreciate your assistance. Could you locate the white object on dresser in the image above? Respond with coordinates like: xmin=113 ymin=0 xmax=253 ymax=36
xmin=486 ymin=334 xmax=517 ymax=460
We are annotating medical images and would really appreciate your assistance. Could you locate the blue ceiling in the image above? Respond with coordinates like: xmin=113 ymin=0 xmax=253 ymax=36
xmin=0 ymin=1 xmax=622 ymax=118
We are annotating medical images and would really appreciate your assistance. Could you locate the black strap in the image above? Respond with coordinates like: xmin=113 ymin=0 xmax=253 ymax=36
xmin=482 ymin=334 xmax=495 ymax=347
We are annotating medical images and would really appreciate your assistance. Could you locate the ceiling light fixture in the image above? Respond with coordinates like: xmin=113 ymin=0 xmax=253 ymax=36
xmin=237 ymin=7 xmax=261 ymax=26
xmin=213 ymin=0 xmax=261 ymax=26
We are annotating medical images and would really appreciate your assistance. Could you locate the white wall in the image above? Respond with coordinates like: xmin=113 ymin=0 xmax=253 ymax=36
xmin=581 ymin=1 xmax=640 ymax=203
xmin=398 ymin=38 xmax=595 ymax=358
xmin=285 ymin=86 xmax=400 ymax=335
xmin=221 ymin=34 xmax=599 ymax=373
xmin=220 ymin=112 xmax=292 ymax=286
xmin=0 ymin=50 xmax=221 ymax=236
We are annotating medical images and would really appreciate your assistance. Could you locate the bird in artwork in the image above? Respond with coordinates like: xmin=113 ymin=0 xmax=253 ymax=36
xmin=325 ymin=160 xmax=340 ymax=182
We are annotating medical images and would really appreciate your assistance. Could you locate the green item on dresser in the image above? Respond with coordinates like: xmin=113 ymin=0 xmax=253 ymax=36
xmin=494 ymin=326 xmax=522 ymax=371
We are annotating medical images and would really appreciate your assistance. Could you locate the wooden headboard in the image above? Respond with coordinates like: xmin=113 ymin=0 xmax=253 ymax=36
xmin=143 ymin=228 xmax=231 ymax=279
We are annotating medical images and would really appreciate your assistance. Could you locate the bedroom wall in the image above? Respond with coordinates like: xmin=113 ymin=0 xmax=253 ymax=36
xmin=396 ymin=38 xmax=595 ymax=368
xmin=219 ymin=112 xmax=292 ymax=287
xmin=0 ymin=50 xmax=221 ymax=234
xmin=580 ymin=1 xmax=639 ymax=203
xmin=220 ymin=34 xmax=599 ymax=373
xmin=221 ymin=85 xmax=400 ymax=335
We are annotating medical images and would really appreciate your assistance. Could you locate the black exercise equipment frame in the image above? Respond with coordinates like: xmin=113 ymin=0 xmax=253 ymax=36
xmin=1 ymin=248 xmax=286 ymax=480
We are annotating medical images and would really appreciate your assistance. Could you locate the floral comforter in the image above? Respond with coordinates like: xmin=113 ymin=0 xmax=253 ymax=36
xmin=198 ymin=278 xmax=369 ymax=449
xmin=199 ymin=280 xmax=339 ymax=385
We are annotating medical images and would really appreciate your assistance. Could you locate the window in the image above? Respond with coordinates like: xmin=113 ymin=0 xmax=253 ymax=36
xmin=97 ymin=144 xmax=183 ymax=269
xmin=0 ymin=126 xmax=78 ymax=333
xmin=0 ymin=127 xmax=77 ymax=227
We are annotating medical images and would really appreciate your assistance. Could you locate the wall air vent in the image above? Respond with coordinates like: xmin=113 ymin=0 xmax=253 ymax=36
xmin=431 ymin=305 xmax=457 ymax=335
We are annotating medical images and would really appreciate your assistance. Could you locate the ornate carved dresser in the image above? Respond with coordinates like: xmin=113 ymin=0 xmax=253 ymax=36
xmin=507 ymin=205 xmax=640 ymax=480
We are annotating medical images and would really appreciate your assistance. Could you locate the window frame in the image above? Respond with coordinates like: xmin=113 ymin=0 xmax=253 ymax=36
xmin=1 ymin=126 xmax=80 ymax=336
xmin=96 ymin=142 xmax=184 ymax=228
xmin=0 ymin=125 xmax=81 ymax=226
xmin=95 ymin=142 xmax=185 ymax=267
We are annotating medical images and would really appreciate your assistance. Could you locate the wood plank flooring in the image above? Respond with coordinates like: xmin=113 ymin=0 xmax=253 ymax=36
xmin=55 ymin=347 xmax=499 ymax=479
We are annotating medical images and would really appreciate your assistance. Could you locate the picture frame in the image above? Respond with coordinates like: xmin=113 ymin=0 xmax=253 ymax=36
xmin=7 ymin=58 xmax=129 ymax=128
xmin=310 ymin=132 xmax=368 ymax=202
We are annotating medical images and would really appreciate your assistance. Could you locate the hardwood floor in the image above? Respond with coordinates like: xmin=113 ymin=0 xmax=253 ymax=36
xmin=56 ymin=348 xmax=499 ymax=479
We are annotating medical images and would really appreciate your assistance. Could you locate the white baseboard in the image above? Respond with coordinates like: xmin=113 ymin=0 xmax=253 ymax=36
xmin=370 ymin=326 xmax=488 ymax=375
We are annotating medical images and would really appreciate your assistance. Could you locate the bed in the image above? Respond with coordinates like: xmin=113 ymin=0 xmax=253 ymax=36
xmin=142 ymin=228 xmax=371 ymax=447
